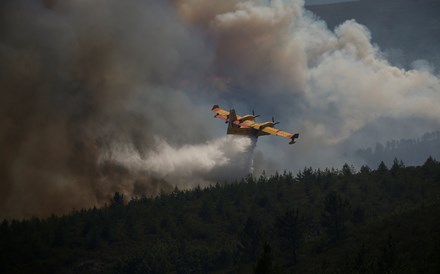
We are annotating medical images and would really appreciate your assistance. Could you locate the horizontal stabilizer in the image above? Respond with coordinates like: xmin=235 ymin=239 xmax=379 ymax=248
xmin=289 ymin=133 xmax=300 ymax=145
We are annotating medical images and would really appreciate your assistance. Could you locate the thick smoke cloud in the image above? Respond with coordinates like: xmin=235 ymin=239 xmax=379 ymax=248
xmin=1 ymin=0 xmax=439 ymax=218
xmin=174 ymin=0 xmax=440 ymax=170
xmin=0 ymin=0 xmax=251 ymax=219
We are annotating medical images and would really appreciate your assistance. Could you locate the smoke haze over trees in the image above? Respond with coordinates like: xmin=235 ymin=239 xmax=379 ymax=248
xmin=356 ymin=131 xmax=440 ymax=168
xmin=1 ymin=0 xmax=440 ymax=218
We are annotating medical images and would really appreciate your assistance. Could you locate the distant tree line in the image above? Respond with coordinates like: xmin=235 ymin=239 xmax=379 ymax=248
xmin=356 ymin=131 xmax=440 ymax=167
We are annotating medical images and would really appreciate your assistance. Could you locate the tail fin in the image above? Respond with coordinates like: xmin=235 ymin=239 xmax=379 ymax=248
xmin=228 ymin=109 xmax=238 ymax=128
xmin=289 ymin=133 xmax=299 ymax=145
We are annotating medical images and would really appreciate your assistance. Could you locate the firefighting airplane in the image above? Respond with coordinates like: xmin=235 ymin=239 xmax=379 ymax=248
xmin=212 ymin=105 xmax=299 ymax=144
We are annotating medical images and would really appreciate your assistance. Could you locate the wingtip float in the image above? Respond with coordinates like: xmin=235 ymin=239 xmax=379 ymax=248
xmin=212 ymin=105 xmax=299 ymax=145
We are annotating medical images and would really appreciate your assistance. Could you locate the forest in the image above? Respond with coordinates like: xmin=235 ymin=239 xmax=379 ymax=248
xmin=1 ymin=157 xmax=440 ymax=273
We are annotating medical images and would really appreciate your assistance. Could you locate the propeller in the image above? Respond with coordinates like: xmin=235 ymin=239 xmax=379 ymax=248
xmin=272 ymin=116 xmax=280 ymax=126
xmin=252 ymin=110 xmax=260 ymax=118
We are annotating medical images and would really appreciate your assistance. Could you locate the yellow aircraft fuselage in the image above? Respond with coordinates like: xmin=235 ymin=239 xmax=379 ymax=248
xmin=212 ymin=105 xmax=299 ymax=144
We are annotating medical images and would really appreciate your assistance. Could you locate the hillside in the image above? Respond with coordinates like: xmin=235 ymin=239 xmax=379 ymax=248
xmin=1 ymin=157 xmax=440 ymax=273
xmin=356 ymin=131 xmax=440 ymax=167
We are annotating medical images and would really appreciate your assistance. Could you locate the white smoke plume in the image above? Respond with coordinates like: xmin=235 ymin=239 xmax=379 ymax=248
xmin=101 ymin=135 xmax=256 ymax=193
xmin=1 ymin=0 xmax=440 ymax=218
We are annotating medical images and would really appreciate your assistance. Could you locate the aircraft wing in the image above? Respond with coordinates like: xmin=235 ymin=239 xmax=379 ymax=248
xmin=211 ymin=105 xmax=229 ymax=116
xmin=239 ymin=120 xmax=257 ymax=128
xmin=262 ymin=127 xmax=293 ymax=138
xmin=240 ymin=120 xmax=299 ymax=144
xmin=211 ymin=105 xmax=230 ymax=121
xmin=212 ymin=105 xmax=243 ymax=122
xmin=262 ymin=126 xmax=300 ymax=144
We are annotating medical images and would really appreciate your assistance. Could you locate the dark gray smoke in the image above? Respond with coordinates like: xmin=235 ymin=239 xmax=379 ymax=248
xmin=1 ymin=0 xmax=440 ymax=218
xmin=0 ymin=0 xmax=255 ymax=219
